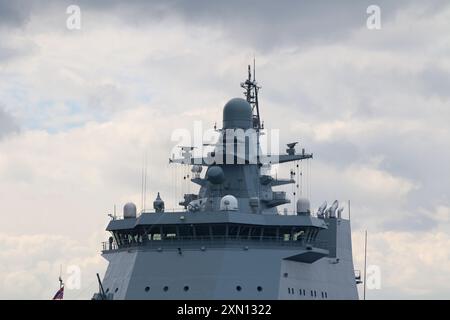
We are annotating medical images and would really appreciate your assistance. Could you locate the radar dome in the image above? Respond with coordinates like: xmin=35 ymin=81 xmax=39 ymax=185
xmin=206 ymin=166 xmax=225 ymax=184
xmin=220 ymin=195 xmax=238 ymax=211
xmin=223 ymin=98 xmax=253 ymax=129
xmin=123 ymin=202 xmax=137 ymax=219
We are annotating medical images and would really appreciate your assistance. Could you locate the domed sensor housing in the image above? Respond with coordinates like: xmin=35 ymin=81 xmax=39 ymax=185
xmin=206 ymin=166 xmax=225 ymax=184
xmin=223 ymin=98 xmax=253 ymax=129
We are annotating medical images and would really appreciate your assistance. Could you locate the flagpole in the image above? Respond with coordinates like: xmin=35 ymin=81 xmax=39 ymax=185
xmin=363 ymin=230 xmax=368 ymax=300
xmin=59 ymin=264 xmax=64 ymax=289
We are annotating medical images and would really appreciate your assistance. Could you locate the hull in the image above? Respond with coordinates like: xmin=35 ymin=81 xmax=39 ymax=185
xmin=99 ymin=219 xmax=358 ymax=300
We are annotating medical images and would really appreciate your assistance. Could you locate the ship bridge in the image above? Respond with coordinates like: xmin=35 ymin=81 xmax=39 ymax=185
xmin=103 ymin=211 xmax=330 ymax=264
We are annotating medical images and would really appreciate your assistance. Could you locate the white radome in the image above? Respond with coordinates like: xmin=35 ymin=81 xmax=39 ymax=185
xmin=123 ymin=202 xmax=137 ymax=219
xmin=220 ymin=195 xmax=238 ymax=211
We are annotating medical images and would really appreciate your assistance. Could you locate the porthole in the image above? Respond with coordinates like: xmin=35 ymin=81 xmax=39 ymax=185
xmin=115 ymin=288 xmax=118 ymax=293
xmin=145 ymin=286 xmax=150 ymax=292
xmin=184 ymin=286 xmax=189 ymax=292
xmin=283 ymin=273 xmax=288 ymax=278
xmin=236 ymin=285 xmax=242 ymax=291
xmin=257 ymin=286 xmax=263 ymax=292
xmin=163 ymin=286 xmax=169 ymax=292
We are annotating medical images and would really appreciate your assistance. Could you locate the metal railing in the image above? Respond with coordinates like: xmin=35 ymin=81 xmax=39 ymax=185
xmin=101 ymin=236 xmax=329 ymax=252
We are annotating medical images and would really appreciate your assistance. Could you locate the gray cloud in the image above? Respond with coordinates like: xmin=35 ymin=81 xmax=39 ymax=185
xmin=80 ymin=0 xmax=449 ymax=51
xmin=2 ymin=0 xmax=449 ymax=51
xmin=420 ymin=66 xmax=450 ymax=99
xmin=382 ymin=213 xmax=438 ymax=232
xmin=0 ymin=105 xmax=18 ymax=139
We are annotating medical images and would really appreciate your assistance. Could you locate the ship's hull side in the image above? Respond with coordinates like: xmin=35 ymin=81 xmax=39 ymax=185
xmin=99 ymin=219 xmax=358 ymax=300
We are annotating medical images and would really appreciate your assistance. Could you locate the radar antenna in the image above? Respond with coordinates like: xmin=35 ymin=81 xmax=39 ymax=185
xmin=241 ymin=59 xmax=262 ymax=130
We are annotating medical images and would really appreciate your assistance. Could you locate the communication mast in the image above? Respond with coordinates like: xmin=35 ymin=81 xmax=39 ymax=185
xmin=240 ymin=60 xmax=262 ymax=130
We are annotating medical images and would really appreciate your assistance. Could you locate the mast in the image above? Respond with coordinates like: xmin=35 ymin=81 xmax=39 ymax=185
xmin=240 ymin=60 xmax=262 ymax=130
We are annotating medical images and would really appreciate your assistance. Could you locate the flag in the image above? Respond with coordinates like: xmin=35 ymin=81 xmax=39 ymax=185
xmin=52 ymin=286 xmax=64 ymax=300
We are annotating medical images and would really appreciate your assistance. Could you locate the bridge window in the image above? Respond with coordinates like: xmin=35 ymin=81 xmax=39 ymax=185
xmin=179 ymin=225 xmax=195 ymax=237
xmin=212 ymin=225 xmax=227 ymax=237
xmin=263 ymin=227 xmax=277 ymax=239
xmin=228 ymin=224 xmax=240 ymax=237
xmin=109 ymin=223 xmax=324 ymax=249
xmin=194 ymin=225 xmax=210 ymax=237
xmin=152 ymin=233 xmax=161 ymax=240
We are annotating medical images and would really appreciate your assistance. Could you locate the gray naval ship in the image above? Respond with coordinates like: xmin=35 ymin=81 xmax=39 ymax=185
xmin=93 ymin=66 xmax=360 ymax=300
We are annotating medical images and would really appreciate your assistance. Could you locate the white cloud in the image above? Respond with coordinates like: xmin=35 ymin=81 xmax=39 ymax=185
xmin=352 ymin=217 xmax=450 ymax=299
xmin=0 ymin=233 xmax=106 ymax=299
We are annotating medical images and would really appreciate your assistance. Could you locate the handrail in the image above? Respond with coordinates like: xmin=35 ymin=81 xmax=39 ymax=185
xmin=101 ymin=235 xmax=328 ymax=252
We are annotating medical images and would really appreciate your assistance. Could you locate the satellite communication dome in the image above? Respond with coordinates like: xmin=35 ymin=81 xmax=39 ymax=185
xmin=123 ymin=202 xmax=137 ymax=219
xmin=223 ymin=98 xmax=253 ymax=129
xmin=296 ymin=197 xmax=311 ymax=215
xmin=220 ymin=195 xmax=238 ymax=211
xmin=206 ymin=166 xmax=225 ymax=184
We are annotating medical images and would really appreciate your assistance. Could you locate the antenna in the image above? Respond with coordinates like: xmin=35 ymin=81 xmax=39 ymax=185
xmin=96 ymin=273 xmax=106 ymax=300
xmin=240 ymin=61 xmax=262 ymax=130
xmin=253 ymin=56 xmax=256 ymax=81
xmin=143 ymin=152 xmax=148 ymax=212
xmin=363 ymin=230 xmax=368 ymax=300
xmin=140 ymin=160 xmax=144 ymax=212
xmin=348 ymin=200 xmax=351 ymax=220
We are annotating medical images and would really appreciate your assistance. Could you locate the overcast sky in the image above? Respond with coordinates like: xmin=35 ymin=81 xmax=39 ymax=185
xmin=0 ymin=0 xmax=449 ymax=299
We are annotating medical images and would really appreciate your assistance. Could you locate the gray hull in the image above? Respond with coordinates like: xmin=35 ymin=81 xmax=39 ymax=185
xmin=100 ymin=219 xmax=357 ymax=300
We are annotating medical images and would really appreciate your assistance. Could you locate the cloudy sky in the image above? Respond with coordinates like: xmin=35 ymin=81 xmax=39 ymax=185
xmin=0 ymin=0 xmax=449 ymax=299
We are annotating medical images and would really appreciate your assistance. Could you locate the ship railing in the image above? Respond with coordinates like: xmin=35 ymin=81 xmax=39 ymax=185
xmin=101 ymin=236 xmax=329 ymax=252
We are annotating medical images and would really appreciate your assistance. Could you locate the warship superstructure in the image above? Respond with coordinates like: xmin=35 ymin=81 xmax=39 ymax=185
xmin=93 ymin=66 xmax=359 ymax=300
